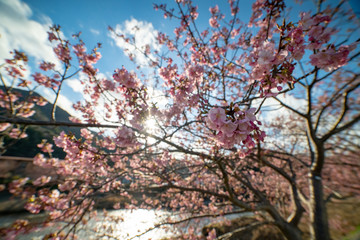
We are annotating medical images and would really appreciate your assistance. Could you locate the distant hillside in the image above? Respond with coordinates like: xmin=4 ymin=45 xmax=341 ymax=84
xmin=0 ymin=87 xmax=81 ymax=158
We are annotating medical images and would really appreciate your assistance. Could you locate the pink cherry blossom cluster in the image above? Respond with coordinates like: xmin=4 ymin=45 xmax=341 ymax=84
xmin=53 ymin=43 xmax=71 ymax=63
xmin=32 ymin=175 xmax=52 ymax=187
xmin=5 ymin=66 xmax=24 ymax=78
xmin=53 ymin=131 xmax=84 ymax=160
xmin=159 ymin=62 xmax=178 ymax=87
xmin=8 ymin=128 xmax=27 ymax=139
xmin=29 ymin=95 xmax=48 ymax=106
xmin=17 ymin=102 xmax=36 ymax=118
xmin=209 ymin=17 xmax=220 ymax=28
xmin=8 ymin=177 xmax=30 ymax=197
xmin=310 ymin=44 xmax=356 ymax=72
xmin=2 ymin=219 xmax=32 ymax=240
xmin=249 ymin=0 xmax=285 ymax=27
xmin=73 ymin=43 xmax=102 ymax=76
xmin=0 ymin=123 xmax=11 ymax=132
xmin=0 ymin=90 xmax=18 ymax=108
xmin=37 ymin=139 xmax=54 ymax=153
xmin=285 ymin=27 xmax=305 ymax=60
xmin=209 ymin=5 xmax=221 ymax=28
xmin=0 ymin=88 xmax=43 ymax=117
xmin=47 ymin=27 xmax=72 ymax=65
xmin=206 ymin=106 xmax=265 ymax=149
xmin=307 ymin=24 xmax=334 ymax=51
xmin=158 ymin=62 xmax=205 ymax=121
xmin=185 ymin=64 xmax=204 ymax=83
xmin=299 ymin=12 xmax=332 ymax=49
xmin=244 ymin=6 xmax=357 ymax=97
xmin=73 ymin=101 xmax=97 ymax=123
xmin=39 ymin=61 xmax=55 ymax=71
xmin=24 ymin=188 xmax=72 ymax=217
xmin=47 ymin=31 xmax=58 ymax=42
xmin=248 ymin=0 xmax=266 ymax=27
xmin=291 ymin=12 xmax=356 ymax=71
xmin=114 ymin=126 xmax=138 ymax=147
xmin=32 ymin=72 xmax=60 ymax=89
xmin=246 ymin=41 xmax=290 ymax=96
xmin=283 ymin=13 xmax=332 ymax=60
xmin=3 ymin=51 xmax=27 ymax=80
xmin=33 ymin=153 xmax=59 ymax=168
xmin=113 ymin=67 xmax=140 ymax=89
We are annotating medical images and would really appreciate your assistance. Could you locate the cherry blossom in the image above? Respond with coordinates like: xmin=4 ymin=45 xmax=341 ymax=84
xmin=0 ymin=1 xmax=359 ymax=240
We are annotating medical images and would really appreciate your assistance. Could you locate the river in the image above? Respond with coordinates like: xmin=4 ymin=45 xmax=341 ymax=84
xmin=0 ymin=209 xmax=246 ymax=239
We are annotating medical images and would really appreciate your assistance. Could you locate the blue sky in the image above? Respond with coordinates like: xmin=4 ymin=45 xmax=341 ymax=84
xmin=21 ymin=0 xmax=254 ymax=73
xmin=3 ymin=0 xmax=358 ymax=72
xmin=0 ymin=0 xmax=359 ymax=118
xmin=0 ymin=0 xmax=253 ymax=116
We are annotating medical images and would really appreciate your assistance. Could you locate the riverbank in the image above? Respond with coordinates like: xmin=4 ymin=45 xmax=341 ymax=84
xmin=1 ymin=188 xmax=359 ymax=239
xmin=0 ymin=198 xmax=359 ymax=240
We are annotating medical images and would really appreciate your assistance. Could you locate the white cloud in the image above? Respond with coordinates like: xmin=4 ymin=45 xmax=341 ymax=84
xmin=109 ymin=18 xmax=160 ymax=66
xmin=147 ymin=86 xmax=169 ymax=109
xmin=90 ymin=28 xmax=100 ymax=35
xmin=0 ymin=0 xmax=59 ymax=66
xmin=41 ymin=88 xmax=80 ymax=120
xmin=256 ymin=94 xmax=307 ymax=123
xmin=65 ymin=72 xmax=120 ymax=125
xmin=66 ymin=71 xmax=111 ymax=96
xmin=66 ymin=78 xmax=84 ymax=93
xmin=253 ymin=94 xmax=309 ymax=152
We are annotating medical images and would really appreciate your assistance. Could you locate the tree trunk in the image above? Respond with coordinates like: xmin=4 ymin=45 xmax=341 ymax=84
xmin=279 ymin=223 xmax=303 ymax=240
xmin=308 ymin=142 xmax=331 ymax=240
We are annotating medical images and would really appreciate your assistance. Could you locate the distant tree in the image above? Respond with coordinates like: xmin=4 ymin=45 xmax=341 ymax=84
xmin=0 ymin=0 xmax=359 ymax=239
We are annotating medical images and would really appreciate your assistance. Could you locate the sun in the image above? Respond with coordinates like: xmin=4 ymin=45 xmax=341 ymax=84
xmin=144 ymin=117 xmax=158 ymax=134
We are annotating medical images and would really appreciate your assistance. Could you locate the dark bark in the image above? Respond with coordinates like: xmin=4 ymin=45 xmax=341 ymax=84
xmin=263 ymin=204 xmax=303 ymax=240
xmin=309 ymin=173 xmax=330 ymax=240
xmin=308 ymin=143 xmax=330 ymax=240
xmin=280 ymin=223 xmax=303 ymax=240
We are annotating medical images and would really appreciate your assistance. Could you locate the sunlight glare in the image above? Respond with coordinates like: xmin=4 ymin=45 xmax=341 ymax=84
xmin=144 ymin=118 xmax=158 ymax=134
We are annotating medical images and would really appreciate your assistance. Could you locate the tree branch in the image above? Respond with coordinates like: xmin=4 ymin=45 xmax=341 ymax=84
xmin=0 ymin=117 xmax=120 ymax=129
xmin=321 ymin=113 xmax=360 ymax=141
xmin=272 ymin=97 xmax=307 ymax=118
